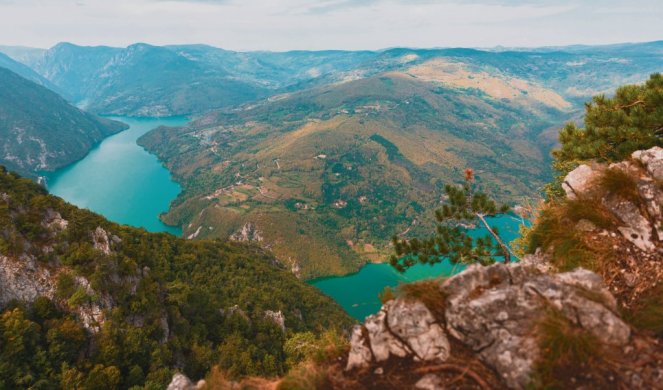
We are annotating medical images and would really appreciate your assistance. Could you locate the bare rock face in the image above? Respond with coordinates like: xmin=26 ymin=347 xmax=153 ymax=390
xmin=346 ymin=299 xmax=450 ymax=370
xmin=442 ymin=263 xmax=629 ymax=389
xmin=632 ymin=146 xmax=663 ymax=180
xmin=229 ymin=222 xmax=263 ymax=243
xmin=562 ymin=147 xmax=663 ymax=251
xmin=166 ymin=373 xmax=205 ymax=390
xmin=92 ymin=226 xmax=112 ymax=255
xmin=264 ymin=310 xmax=286 ymax=332
xmin=0 ymin=255 xmax=57 ymax=307
xmin=562 ymin=163 xmax=601 ymax=199
xmin=346 ymin=261 xmax=636 ymax=389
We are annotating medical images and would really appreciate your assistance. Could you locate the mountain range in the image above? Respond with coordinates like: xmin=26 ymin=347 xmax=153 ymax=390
xmin=1 ymin=40 xmax=662 ymax=277
xmin=0 ymin=66 xmax=127 ymax=178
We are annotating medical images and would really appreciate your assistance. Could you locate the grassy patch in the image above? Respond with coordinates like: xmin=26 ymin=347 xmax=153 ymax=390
xmin=531 ymin=309 xmax=602 ymax=389
xmin=597 ymin=168 xmax=640 ymax=203
xmin=623 ymin=284 xmax=663 ymax=337
xmin=398 ymin=279 xmax=447 ymax=319
xmin=527 ymin=201 xmax=616 ymax=272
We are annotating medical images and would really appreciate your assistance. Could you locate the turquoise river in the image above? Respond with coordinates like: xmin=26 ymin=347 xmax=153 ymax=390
xmin=46 ymin=116 xmax=527 ymax=321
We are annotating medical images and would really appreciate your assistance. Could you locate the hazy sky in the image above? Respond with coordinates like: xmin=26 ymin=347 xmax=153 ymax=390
xmin=1 ymin=0 xmax=662 ymax=51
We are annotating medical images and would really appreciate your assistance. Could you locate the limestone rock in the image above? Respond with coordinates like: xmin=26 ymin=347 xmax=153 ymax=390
xmin=632 ymin=146 xmax=663 ymax=180
xmin=347 ymin=260 xmax=633 ymax=389
xmin=442 ymin=263 xmax=630 ymax=389
xmin=92 ymin=226 xmax=112 ymax=255
xmin=604 ymin=196 xmax=655 ymax=251
xmin=166 ymin=373 xmax=205 ymax=390
xmin=346 ymin=299 xmax=450 ymax=370
xmin=229 ymin=222 xmax=263 ymax=242
xmin=264 ymin=310 xmax=286 ymax=332
xmin=0 ymin=255 xmax=57 ymax=307
xmin=562 ymin=164 xmax=600 ymax=199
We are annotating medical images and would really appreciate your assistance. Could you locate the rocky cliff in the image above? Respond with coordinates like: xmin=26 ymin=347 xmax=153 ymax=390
xmin=332 ymin=147 xmax=663 ymax=389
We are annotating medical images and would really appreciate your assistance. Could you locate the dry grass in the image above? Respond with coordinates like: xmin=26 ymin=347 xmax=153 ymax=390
xmin=526 ymin=200 xmax=617 ymax=272
xmin=398 ymin=279 xmax=447 ymax=319
xmin=531 ymin=309 xmax=606 ymax=389
xmin=623 ymin=283 xmax=663 ymax=337
xmin=596 ymin=168 xmax=640 ymax=203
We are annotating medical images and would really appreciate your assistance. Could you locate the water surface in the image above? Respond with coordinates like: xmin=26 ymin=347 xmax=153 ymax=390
xmin=311 ymin=214 xmax=526 ymax=320
xmin=46 ymin=116 xmax=188 ymax=235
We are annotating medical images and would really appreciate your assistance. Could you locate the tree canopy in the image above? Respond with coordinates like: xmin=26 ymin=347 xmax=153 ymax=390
xmin=390 ymin=169 xmax=510 ymax=272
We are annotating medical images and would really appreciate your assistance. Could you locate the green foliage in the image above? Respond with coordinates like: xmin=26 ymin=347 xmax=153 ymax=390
xmin=548 ymin=73 xmax=663 ymax=197
xmin=0 ymin=166 xmax=353 ymax=389
xmin=0 ymin=67 xmax=126 ymax=177
xmin=390 ymin=172 xmax=511 ymax=272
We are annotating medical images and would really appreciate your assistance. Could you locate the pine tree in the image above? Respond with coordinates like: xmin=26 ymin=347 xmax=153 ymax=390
xmin=547 ymin=73 xmax=663 ymax=197
xmin=390 ymin=169 xmax=510 ymax=272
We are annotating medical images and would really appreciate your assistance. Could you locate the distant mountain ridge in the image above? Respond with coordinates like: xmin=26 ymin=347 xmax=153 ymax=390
xmin=2 ymin=40 xmax=661 ymax=117
xmin=0 ymin=66 xmax=127 ymax=177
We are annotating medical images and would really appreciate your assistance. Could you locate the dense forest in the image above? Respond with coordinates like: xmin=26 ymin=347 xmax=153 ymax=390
xmin=0 ymin=168 xmax=353 ymax=389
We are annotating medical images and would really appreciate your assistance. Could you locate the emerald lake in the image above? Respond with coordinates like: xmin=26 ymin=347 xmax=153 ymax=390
xmin=45 ymin=116 xmax=526 ymax=322
xmin=46 ymin=116 xmax=188 ymax=235
xmin=310 ymin=214 xmax=526 ymax=320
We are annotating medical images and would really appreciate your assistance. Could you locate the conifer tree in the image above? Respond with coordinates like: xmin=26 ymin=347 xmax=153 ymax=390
xmin=547 ymin=73 xmax=663 ymax=197
xmin=390 ymin=169 xmax=510 ymax=272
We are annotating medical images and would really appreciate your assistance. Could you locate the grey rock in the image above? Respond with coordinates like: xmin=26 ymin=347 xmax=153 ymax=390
xmin=604 ymin=196 xmax=655 ymax=251
xmin=229 ymin=222 xmax=263 ymax=242
xmin=442 ymin=263 xmax=629 ymax=389
xmin=562 ymin=164 xmax=600 ymax=199
xmin=346 ymin=299 xmax=450 ymax=370
xmin=264 ymin=310 xmax=286 ymax=332
xmin=92 ymin=226 xmax=112 ymax=255
xmin=632 ymin=146 xmax=663 ymax=180
xmin=166 ymin=373 xmax=204 ymax=390
xmin=347 ymin=260 xmax=632 ymax=389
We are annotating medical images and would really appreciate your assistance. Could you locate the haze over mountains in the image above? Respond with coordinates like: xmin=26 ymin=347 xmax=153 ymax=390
xmin=1 ymin=40 xmax=661 ymax=276
xmin=0 ymin=66 xmax=126 ymax=178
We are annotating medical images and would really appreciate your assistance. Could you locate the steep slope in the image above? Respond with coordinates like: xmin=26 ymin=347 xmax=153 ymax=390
xmin=140 ymin=72 xmax=570 ymax=278
xmin=0 ymin=52 xmax=56 ymax=90
xmin=0 ymin=67 xmax=127 ymax=177
xmin=27 ymin=43 xmax=270 ymax=116
xmin=0 ymin=167 xmax=353 ymax=388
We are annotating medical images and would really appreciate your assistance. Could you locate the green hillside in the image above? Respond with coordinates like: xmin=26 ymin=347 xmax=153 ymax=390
xmin=0 ymin=166 xmax=352 ymax=389
xmin=0 ymin=66 xmax=127 ymax=177
xmin=139 ymin=69 xmax=571 ymax=278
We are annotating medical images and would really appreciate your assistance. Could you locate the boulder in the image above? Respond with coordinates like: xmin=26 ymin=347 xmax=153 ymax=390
xmin=347 ymin=261 xmax=634 ymax=389
xmin=346 ymin=299 xmax=450 ymax=370
xmin=632 ymin=146 xmax=663 ymax=180
xmin=442 ymin=263 xmax=629 ymax=389
xmin=562 ymin=164 xmax=600 ymax=199
xmin=166 ymin=373 xmax=205 ymax=390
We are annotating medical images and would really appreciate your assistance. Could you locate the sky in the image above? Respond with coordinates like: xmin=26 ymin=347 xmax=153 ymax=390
xmin=1 ymin=0 xmax=662 ymax=51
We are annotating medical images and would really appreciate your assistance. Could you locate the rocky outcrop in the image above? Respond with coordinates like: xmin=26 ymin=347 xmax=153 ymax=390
xmin=0 ymin=254 xmax=57 ymax=307
xmin=347 ymin=299 xmax=449 ymax=371
xmin=346 ymin=260 xmax=662 ymax=389
xmin=0 ymin=254 xmax=108 ymax=332
xmin=264 ymin=310 xmax=286 ymax=332
xmin=562 ymin=146 xmax=663 ymax=252
xmin=166 ymin=373 xmax=205 ymax=390
xmin=92 ymin=226 xmax=111 ymax=255
xmin=229 ymin=222 xmax=263 ymax=243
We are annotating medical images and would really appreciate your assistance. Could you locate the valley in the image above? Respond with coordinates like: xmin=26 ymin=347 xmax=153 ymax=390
xmin=46 ymin=116 xmax=188 ymax=235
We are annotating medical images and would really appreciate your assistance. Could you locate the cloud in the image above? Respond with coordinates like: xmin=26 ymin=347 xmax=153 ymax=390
xmin=0 ymin=0 xmax=661 ymax=50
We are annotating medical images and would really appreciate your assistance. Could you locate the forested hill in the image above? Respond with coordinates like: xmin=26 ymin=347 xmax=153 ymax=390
xmin=0 ymin=66 xmax=127 ymax=177
xmin=0 ymin=167 xmax=353 ymax=389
